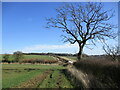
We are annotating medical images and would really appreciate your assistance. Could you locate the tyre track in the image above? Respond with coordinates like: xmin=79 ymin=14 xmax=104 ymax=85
xmin=16 ymin=70 xmax=53 ymax=88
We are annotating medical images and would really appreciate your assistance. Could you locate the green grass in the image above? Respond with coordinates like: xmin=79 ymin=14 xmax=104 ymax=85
xmin=2 ymin=64 xmax=66 ymax=88
xmin=2 ymin=64 xmax=73 ymax=88
xmin=2 ymin=64 xmax=65 ymax=70
xmin=0 ymin=55 xmax=55 ymax=61
xmin=39 ymin=70 xmax=59 ymax=88
xmin=2 ymin=69 xmax=46 ymax=88
xmin=0 ymin=54 xmax=14 ymax=61
xmin=23 ymin=55 xmax=54 ymax=60
xmin=0 ymin=55 xmax=2 ymax=61
xmin=39 ymin=69 xmax=74 ymax=88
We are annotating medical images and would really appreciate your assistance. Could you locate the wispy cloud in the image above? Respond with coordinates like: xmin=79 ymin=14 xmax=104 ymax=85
xmin=22 ymin=43 xmax=79 ymax=53
xmin=2 ymin=43 xmax=105 ymax=55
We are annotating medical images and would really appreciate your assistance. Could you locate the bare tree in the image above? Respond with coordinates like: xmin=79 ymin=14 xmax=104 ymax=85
xmin=46 ymin=2 xmax=116 ymax=60
xmin=103 ymin=44 xmax=119 ymax=62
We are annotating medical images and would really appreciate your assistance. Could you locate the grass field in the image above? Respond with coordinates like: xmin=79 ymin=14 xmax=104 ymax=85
xmin=3 ymin=69 xmax=45 ymax=88
xmin=0 ymin=54 xmax=14 ymax=61
xmin=0 ymin=55 xmax=55 ymax=61
xmin=65 ymin=56 xmax=77 ymax=60
xmin=0 ymin=55 xmax=2 ymax=61
xmin=2 ymin=64 xmax=65 ymax=70
xmin=23 ymin=55 xmax=54 ymax=60
xmin=39 ymin=69 xmax=73 ymax=88
xmin=2 ymin=64 xmax=74 ymax=88
xmin=0 ymin=54 xmax=78 ymax=62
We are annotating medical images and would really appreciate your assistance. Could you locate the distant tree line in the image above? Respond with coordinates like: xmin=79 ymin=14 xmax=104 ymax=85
xmin=22 ymin=52 xmax=75 ymax=56
xmin=22 ymin=52 xmax=88 ymax=57
xmin=1 ymin=51 xmax=89 ymax=64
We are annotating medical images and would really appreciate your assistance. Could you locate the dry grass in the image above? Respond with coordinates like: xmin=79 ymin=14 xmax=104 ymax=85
xmin=20 ymin=59 xmax=58 ymax=64
xmin=73 ymin=58 xmax=120 ymax=88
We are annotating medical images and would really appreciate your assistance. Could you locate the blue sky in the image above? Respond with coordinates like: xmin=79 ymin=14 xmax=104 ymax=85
xmin=2 ymin=2 xmax=118 ymax=55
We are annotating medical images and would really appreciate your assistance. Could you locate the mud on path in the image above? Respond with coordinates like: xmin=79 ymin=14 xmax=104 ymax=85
xmin=16 ymin=70 xmax=53 ymax=88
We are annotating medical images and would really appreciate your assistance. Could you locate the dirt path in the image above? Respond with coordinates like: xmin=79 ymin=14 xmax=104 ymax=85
xmin=59 ymin=56 xmax=76 ymax=62
xmin=16 ymin=70 xmax=53 ymax=88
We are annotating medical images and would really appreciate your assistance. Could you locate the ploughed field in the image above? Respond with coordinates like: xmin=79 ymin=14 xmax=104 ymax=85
xmin=2 ymin=64 xmax=74 ymax=88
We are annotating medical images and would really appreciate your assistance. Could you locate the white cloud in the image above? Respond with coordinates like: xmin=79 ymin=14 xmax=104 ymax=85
xmin=2 ymin=43 xmax=106 ymax=55
xmin=22 ymin=43 xmax=79 ymax=53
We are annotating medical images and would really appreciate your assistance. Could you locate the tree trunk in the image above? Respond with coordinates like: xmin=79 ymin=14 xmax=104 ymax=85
xmin=77 ymin=45 xmax=83 ymax=60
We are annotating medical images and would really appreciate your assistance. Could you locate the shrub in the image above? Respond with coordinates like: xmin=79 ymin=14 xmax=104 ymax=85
xmin=13 ymin=51 xmax=23 ymax=62
xmin=2 ymin=54 xmax=10 ymax=63
xmin=73 ymin=59 xmax=120 ymax=88
xmin=20 ymin=59 xmax=58 ymax=64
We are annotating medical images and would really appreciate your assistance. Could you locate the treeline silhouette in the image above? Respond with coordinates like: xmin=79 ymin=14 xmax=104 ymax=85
xmin=22 ymin=53 xmax=77 ymax=56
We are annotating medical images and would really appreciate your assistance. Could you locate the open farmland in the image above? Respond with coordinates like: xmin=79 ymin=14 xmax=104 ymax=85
xmin=0 ymin=54 xmax=56 ymax=61
xmin=0 ymin=54 xmax=14 ymax=61
xmin=2 ymin=64 xmax=74 ymax=88
xmin=23 ymin=55 xmax=54 ymax=60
